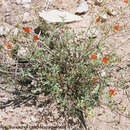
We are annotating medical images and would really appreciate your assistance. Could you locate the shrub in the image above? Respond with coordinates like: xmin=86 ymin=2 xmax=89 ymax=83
xmin=0 ymin=22 xmax=115 ymax=127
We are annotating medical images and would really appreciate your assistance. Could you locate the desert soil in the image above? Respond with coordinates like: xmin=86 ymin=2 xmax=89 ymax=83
xmin=0 ymin=0 xmax=130 ymax=130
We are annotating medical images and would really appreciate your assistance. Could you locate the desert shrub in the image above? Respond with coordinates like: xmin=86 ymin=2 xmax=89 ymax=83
xmin=0 ymin=22 xmax=115 ymax=126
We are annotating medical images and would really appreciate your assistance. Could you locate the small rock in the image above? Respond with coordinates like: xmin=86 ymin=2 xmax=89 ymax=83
xmin=94 ymin=0 xmax=104 ymax=6
xmin=94 ymin=0 xmax=101 ymax=6
xmin=23 ymin=3 xmax=30 ymax=8
xmin=22 ymin=118 xmax=31 ymax=123
xmin=1 ymin=97 xmax=9 ymax=102
xmin=31 ymin=80 xmax=37 ymax=87
xmin=87 ymin=27 xmax=99 ymax=38
xmin=107 ymin=8 xmax=118 ymax=16
xmin=75 ymin=0 xmax=88 ymax=15
xmin=16 ymin=0 xmax=31 ymax=4
xmin=17 ymin=47 xmax=28 ymax=58
xmin=23 ymin=12 xmax=32 ymax=22
xmin=30 ymin=116 xmax=37 ymax=122
xmin=101 ymin=71 xmax=106 ymax=77
xmin=9 ymin=109 xmax=14 ymax=112
xmin=97 ymin=0 xmax=104 ymax=3
xmin=39 ymin=10 xmax=82 ymax=23
xmin=70 ymin=126 xmax=77 ymax=130
xmin=38 ymin=108 xmax=43 ymax=113
xmin=16 ymin=0 xmax=22 ymax=4
xmin=22 ymin=0 xmax=31 ymax=3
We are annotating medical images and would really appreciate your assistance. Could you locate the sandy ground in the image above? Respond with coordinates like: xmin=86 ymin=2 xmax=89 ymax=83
xmin=0 ymin=0 xmax=130 ymax=130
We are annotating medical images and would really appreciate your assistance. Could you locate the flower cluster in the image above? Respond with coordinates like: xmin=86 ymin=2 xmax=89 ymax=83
xmin=24 ymin=27 xmax=39 ymax=41
xmin=96 ymin=17 xmax=120 ymax=31
xmin=91 ymin=54 xmax=109 ymax=84
xmin=91 ymin=54 xmax=109 ymax=63
xmin=23 ymin=27 xmax=65 ymax=41
xmin=3 ymin=40 xmax=12 ymax=50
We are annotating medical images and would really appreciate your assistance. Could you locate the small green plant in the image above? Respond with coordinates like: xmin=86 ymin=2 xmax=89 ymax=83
xmin=0 ymin=22 xmax=118 ymax=127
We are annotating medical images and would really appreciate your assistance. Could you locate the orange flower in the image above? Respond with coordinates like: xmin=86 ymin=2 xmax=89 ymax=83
xmin=7 ymin=44 xmax=12 ymax=49
xmin=56 ymin=73 xmax=60 ymax=77
xmin=24 ymin=27 xmax=31 ymax=33
xmin=96 ymin=17 xmax=100 ymax=22
xmin=93 ymin=77 xmax=98 ymax=83
xmin=91 ymin=54 xmax=97 ymax=60
xmin=33 ymin=35 xmax=39 ymax=40
xmin=109 ymin=89 xmax=115 ymax=95
xmin=61 ymin=30 xmax=64 ymax=33
xmin=124 ymin=0 xmax=128 ymax=3
xmin=102 ymin=57 xmax=108 ymax=63
xmin=114 ymin=25 xmax=119 ymax=30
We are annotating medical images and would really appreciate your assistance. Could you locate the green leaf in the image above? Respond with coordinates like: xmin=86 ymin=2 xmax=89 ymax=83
xmin=31 ymin=88 xmax=41 ymax=94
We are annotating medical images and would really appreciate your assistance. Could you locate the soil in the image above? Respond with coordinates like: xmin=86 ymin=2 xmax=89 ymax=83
xmin=0 ymin=0 xmax=130 ymax=130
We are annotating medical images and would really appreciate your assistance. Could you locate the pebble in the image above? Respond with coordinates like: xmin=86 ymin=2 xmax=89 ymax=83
xmin=97 ymin=0 xmax=104 ymax=3
xmin=22 ymin=118 xmax=31 ymax=123
xmin=1 ymin=97 xmax=9 ymax=102
xmin=106 ymin=8 xmax=118 ymax=16
xmin=75 ymin=0 xmax=88 ymax=15
xmin=31 ymin=80 xmax=37 ymax=87
xmin=22 ymin=0 xmax=31 ymax=3
xmin=23 ymin=12 xmax=32 ymax=22
xmin=87 ymin=27 xmax=99 ymax=38
xmin=30 ymin=116 xmax=37 ymax=122
xmin=16 ymin=0 xmax=22 ymax=4
xmin=9 ymin=109 xmax=14 ymax=112
xmin=39 ymin=10 xmax=82 ymax=23
xmin=23 ymin=3 xmax=31 ymax=8
xmin=101 ymin=71 xmax=106 ymax=77
xmin=16 ymin=0 xmax=31 ymax=5
xmin=17 ymin=47 xmax=28 ymax=57
xmin=38 ymin=108 xmax=43 ymax=113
